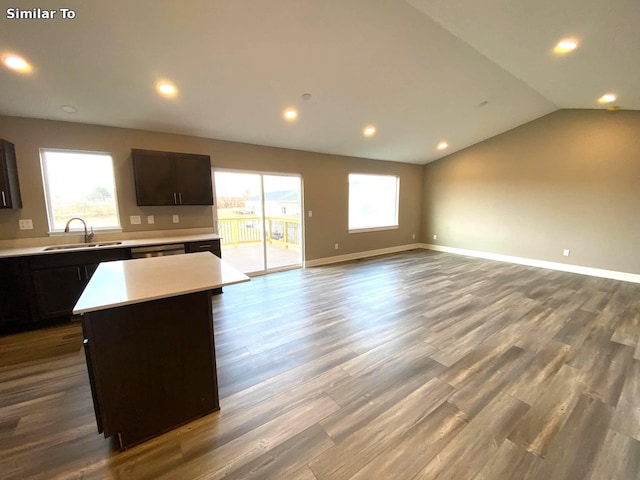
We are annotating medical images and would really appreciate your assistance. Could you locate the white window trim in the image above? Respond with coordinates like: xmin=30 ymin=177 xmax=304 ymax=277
xmin=40 ymin=148 xmax=122 ymax=233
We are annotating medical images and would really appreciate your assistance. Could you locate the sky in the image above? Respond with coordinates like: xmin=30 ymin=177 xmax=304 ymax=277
xmin=42 ymin=150 xmax=117 ymax=200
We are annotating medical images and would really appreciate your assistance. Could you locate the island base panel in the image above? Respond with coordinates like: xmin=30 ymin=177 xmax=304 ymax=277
xmin=81 ymin=291 xmax=219 ymax=449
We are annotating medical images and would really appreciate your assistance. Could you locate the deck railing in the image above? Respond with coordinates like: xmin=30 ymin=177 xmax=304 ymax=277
xmin=217 ymin=216 xmax=300 ymax=248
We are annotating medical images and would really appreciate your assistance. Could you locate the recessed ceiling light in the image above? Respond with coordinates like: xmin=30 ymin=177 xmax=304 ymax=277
xmin=363 ymin=126 xmax=376 ymax=137
xmin=437 ymin=141 xmax=448 ymax=150
xmin=157 ymin=81 xmax=177 ymax=97
xmin=598 ymin=93 xmax=617 ymax=104
xmin=60 ymin=105 xmax=78 ymax=114
xmin=3 ymin=54 xmax=31 ymax=73
xmin=301 ymin=93 xmax=312 ymax=101
xmin=554 ymin=39 xmax=578 ymax=54
xmin=283 ymin=108 xmax=298 ymax=121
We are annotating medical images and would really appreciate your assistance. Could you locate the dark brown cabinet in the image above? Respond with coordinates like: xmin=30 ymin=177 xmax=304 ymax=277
xmin=132 ymin=149 xmax=213 ymax=206
xmin=185 ymin=240 xmax=222 ymax=258
xmin=0 ymin=257 xmax=32 ymax=332
xmin=0 ymin=139 xmax=22 ymax=209
xmin=81 ymin=290 xmax=218 ymax=449
xmin=29 ymin=249 xmax=131 ymax=319
xmin=31 ymin=266 xmax=86 ymax=319
xmin=1 ymin=237 xmax=221 ymax=336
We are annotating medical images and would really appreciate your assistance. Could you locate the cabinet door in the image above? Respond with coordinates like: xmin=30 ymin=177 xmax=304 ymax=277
xmin=29 ymin=249 xmax=131 ymax=321
xmin=132 ymin=150 xmax=177 ymax=206
xmin=0 ymin=139 xmax=22 ymax=209
xmin=0 ymin=258 xmax=32 ymax=333
xmin=32 ymin=265 xmax=85 ymax=319
xmin=175 ymin=154 xmax=213 ymax=205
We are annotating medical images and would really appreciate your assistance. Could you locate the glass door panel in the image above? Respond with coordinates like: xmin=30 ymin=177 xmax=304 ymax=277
xmin=263 ymin=175 xmax=302 ymax=270
xmin=214 ymin=172 xmax=264 ymax=274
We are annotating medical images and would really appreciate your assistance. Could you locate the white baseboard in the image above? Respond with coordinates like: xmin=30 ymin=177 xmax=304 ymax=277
xmin=304 ymin=243 xmax=422 ymax=267
xmin=304 ymin=242 xmax=640 ymax=284
xmin=423 ymin=243 xmax=640 ymax=284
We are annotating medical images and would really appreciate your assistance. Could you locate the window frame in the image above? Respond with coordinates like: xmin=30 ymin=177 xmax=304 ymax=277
xmin=40 ymin=148 xmax=122 ymax=234
xmin=348 ymin=173 xmax=400 ymax=233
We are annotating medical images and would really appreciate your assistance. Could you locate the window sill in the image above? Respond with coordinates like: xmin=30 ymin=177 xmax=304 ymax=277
xmin=348 ymin=225 xmax=399 ymax=234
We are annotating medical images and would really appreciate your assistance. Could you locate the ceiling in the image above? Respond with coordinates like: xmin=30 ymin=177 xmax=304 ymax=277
xmin=0 ymin=0 xmax=637 ymax=165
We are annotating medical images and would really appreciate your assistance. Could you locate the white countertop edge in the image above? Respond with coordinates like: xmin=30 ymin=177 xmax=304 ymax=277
xmin=0 ymin=233 xmax=222 ymax=258
xmin=73 ymin=253 xmax=249 ymax=314
xmin=73 ymin=276 xmax=249 ymax=315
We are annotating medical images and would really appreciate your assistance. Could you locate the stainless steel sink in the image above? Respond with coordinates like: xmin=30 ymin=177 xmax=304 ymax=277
xmin=42 ymin=241 xmax=122 ymax=251
xmin=96 ymin=241 xmax=123 ymax=247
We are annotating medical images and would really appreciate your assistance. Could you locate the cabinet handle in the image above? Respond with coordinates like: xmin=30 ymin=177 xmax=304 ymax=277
xmin=1 ymin=191 xmax=5 ymax=207
xmin=173 ymin=192 xmax=177 ymax=204
xmin=179 ymin=192 xmax=182 ymax=204
xmin=77 ymin=267 xmax=82 ymax=282
xmin=84 ymin=266 xmax=89 ymax=280
xmin=199 ymin=244 xmax=212 ymax=248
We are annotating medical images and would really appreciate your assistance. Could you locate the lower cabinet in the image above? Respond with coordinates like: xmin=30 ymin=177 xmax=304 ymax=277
xmin=1 ymin=238 xmax=222 ymax=336
xmin=184 ymin=240 xmax=222 ymax=258
xmin=31 ymin=266 xmax=87 ymax=319
xmin=29 ymin=249 xmax=131 ymax=320
xmin=0 ymin=257 xmax=33 ymax=333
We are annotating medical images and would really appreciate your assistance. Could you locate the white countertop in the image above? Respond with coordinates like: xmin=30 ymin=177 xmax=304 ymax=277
xmin=0 ymin=233 xmax=221 ymax=258
xmin=73 ymin=252 xmax=249 ymax=314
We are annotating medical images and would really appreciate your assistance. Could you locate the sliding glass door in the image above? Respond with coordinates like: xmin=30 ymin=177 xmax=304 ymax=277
xmin=214 ymin=171 xmax=302 ymax=274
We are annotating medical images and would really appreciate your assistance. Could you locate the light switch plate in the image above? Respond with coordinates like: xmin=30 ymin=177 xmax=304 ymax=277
xmin=130 ymin=215 xmax=141 ymax=225
xmin=19 ymin=219 xmax=33 ymax=230
xmin=172 ymin=215 xmax=179 ymax=224
xmin=147 ymin=215 xmax=155 ymax=224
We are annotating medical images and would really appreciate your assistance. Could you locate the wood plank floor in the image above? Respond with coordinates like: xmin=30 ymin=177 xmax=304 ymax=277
xmin=2 ymin=249 xmax=640 ymax=479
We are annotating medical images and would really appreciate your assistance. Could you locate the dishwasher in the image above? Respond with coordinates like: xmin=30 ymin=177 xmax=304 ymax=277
xmin=130 ymin=244 xmax=186 ymax=258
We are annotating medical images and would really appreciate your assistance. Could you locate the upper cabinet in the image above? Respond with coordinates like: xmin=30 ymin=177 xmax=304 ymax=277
xmin=132 ymin=149 xmax=213 ymax=206
xmin=0 ymin=139 xmax=23 ymax=209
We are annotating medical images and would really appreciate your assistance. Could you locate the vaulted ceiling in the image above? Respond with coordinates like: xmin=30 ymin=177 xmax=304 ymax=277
xmin=1 ymin=0 xmax=638 ymax=164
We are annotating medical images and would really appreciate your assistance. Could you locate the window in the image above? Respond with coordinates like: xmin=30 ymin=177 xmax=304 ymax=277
xmin=40 ymin=149 xmax=121 ymax=232
xmin=348 ymin=173 xmax=399 ymax=231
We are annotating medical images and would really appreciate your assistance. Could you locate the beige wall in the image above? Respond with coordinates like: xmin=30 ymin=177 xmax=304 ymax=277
xmin=0 ymin=115 xmax=423 ymax=261
xmin=6 ymin=109 xmax=637 ymax=271
xmin=422 ymin=109 xmax=640 ymax=274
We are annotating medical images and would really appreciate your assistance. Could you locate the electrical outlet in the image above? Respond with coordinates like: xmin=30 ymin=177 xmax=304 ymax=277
xmin=308 ymin=210 xmax=313 ymax=217
xmin=563 ymin=249 xmax=570 ymax=257
xmin=172 ymin=215 xmax=179 ymax=224
xmin=18 ymin=219 xmax=33 ymax=230
xmin=147 ymin=215 xmax=155 ymax=224
xmin=412 ymin=233 xmax=416 ymax=239
xmin=433 ymin=234 xmax=437 ymax=240
xmin=130 ymin=215 xmax=141 ymax=225
xmin=334 ymin=243 xmax=339 ymax=250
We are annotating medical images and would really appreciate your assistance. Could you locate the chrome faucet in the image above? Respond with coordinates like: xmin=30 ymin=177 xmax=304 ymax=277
xmin=64 ymin=217 xmax=94 ymax=243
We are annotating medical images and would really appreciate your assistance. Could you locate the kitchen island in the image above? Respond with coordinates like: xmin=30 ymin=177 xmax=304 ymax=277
xmin=73 ymin=252 xmax=249 ymax=449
